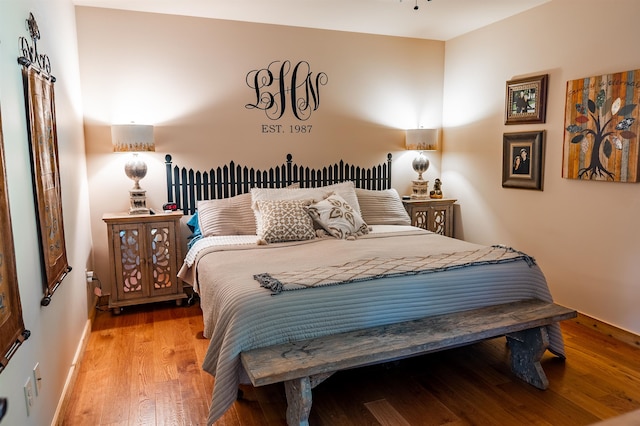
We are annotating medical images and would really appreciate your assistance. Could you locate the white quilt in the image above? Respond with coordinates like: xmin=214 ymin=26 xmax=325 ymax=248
xmin=178 ymin=226 xmax=565 ymax=425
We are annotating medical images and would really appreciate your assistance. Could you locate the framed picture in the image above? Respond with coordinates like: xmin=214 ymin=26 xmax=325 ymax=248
xmin=562 ymin=69 xmax=640 ymax=182
xmin=505 ymin=74 xmax=548 ymax=125
xmin=19 ymin=13 xmax=71 ymax=305
xmin=502 ymin=131 xmax=545 ymax=190
xmin=0 ymin=96 xmax=30 ymax=374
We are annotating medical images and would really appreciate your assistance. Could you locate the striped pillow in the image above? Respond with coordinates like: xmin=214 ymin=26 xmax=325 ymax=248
xmin=197 ymin=193 xmax=256 ymax=237
xmin=355 ymin=188 xmax=411 ymax=226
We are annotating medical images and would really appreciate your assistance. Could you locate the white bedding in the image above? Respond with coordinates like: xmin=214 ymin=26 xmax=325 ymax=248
xmin=178 ymin=226 xmax=565 ymax=425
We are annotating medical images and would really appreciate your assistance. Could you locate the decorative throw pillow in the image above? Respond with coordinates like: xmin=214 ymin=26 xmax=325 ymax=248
xmin=355 ymin=188 xmax=412 ymax=226
xmin=255 ymin=199 xmax=316 ymax=244
xmin=307 ymin=194 xmax=369 ymax=239
xmin=197 ymin=193 xmax=256 ymax=237
xmin=186 ymin=213 xmax=203 ymax=249
xmin=251 ymin=181 xmax=361 ymax=235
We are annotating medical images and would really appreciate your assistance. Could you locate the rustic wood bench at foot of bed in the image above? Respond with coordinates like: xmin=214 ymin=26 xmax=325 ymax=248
xmin=240 ymin=299 xmax=577 ymax=426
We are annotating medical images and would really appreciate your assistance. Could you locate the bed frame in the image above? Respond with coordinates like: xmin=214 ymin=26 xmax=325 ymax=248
xmin=165 ymin=154 xmax=577 ymax=425
xmin=164 ymin=153 xmax=393 ymax=215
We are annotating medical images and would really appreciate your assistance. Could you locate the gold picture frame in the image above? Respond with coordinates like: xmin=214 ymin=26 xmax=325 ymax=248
xmin=505 ymin=74 xmax=548 ymax=125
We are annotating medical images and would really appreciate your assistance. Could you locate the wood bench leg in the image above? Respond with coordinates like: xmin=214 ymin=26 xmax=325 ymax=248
xmin=283 ymin=373 xmax=333 ymax=426
xmin=506 ymin=326 xmax=550 ymax=390
xmin=285 ymin=377 xmax=312 ymax=426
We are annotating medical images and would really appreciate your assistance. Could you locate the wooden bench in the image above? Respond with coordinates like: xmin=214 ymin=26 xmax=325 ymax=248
xmin=240 ymin=299 xmax=576 ymax=426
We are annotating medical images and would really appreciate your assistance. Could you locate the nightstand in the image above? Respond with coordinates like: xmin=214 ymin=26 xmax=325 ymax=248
xmin=402 ymin=198 xmax=457 ymax=237
xmin=103 ymin=211 xmax=186 ymax=314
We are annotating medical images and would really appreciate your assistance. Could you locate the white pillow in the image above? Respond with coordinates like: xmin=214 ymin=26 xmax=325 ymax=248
xmin=255 ymin=199 xmax=316 ymax=243
xmin=355 ymin=188 xmax=411 ymax=226
xmin=251 ymin=181 xmax=360 ymax=235
xmin=307 ymin=194 xmax=369 ymax=239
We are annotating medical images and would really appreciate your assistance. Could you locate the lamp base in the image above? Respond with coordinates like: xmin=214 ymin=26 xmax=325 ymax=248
xmin=129 ymin=188 xmax=150 ymax=215
xmin=410 ymin=179 xmax=430 ymax=200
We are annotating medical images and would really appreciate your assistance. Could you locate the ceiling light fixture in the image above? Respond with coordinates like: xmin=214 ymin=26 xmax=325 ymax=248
xmin=402 ymin=0 xmax=432 ymax=11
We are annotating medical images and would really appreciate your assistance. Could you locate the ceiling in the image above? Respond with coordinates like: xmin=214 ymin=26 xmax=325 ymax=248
xmin=72 ymin=0 xmax=550 ymax=41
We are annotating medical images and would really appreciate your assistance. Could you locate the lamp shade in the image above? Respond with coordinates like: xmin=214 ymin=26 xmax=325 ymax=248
xmin=405 ymin=128 xmax=439 ymax=151
xmin=111 ymin=124 xmax=155 ymax=153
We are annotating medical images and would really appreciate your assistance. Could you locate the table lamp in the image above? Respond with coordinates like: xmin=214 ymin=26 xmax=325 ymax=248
xmin=111 ymin=124 xmax=155 ymax=214
xmin=405 ymin=128 xmax=438 ymax=199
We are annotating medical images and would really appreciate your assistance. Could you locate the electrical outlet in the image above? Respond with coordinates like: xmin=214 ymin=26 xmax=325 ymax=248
xmin=24 ymin=377 xmax=34 ymax=416
xmin=33 ymin=363 xmax=42 ymax=395
xmin=85 ymin=270 xmax=94 ymax=283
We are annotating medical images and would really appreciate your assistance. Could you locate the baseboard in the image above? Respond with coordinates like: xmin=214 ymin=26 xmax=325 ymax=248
xmin=572 ymin=312 xmax=640 ymax=348
xmin=51 ymin=319 xmax=92 ymax=426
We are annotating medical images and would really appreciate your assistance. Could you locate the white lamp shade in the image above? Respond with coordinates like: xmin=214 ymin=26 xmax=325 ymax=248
xmin=111 ymin=124 xmax=155 ymax=152
xmin=405 ymin=128 xmax=439 ymax=151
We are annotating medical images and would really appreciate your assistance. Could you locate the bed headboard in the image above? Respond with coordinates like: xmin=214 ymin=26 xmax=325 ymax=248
xmin=165 ymin=153 xmax=393 ymax=215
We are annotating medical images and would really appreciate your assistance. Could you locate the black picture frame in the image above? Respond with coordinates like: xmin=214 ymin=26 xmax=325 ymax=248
xmin=502 ymin=131 xmax=545 ymax=190
xmin=505 ymin=74 xmax=548 ymax=125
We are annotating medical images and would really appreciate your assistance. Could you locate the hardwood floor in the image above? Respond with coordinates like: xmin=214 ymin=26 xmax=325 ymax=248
xmin=60 ymin=300 xmax=640 ymax=426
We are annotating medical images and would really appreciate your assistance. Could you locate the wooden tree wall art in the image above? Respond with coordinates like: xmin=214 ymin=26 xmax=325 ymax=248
xmin=563 ymin=69 xmax=640 ymax=182
xmin=18 ymin=13 xmax=72 ymax=305
xmin=0 ymin=98 xmax=31 ymax=374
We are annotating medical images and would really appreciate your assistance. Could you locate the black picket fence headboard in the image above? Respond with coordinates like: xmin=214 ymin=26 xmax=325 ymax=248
xmin=165 ymin=153 xmax=393 ymax=215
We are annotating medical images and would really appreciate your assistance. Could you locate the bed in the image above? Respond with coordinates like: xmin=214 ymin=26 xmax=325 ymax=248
xmin=167 ymin=154 xmax=566 ymax=425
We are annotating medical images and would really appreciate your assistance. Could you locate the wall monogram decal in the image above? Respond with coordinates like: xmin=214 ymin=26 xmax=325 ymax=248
xmin=245 ymin=60 xmax=328 ymax=128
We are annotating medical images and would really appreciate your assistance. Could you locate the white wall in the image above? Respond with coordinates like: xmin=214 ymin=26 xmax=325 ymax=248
xmin=443 ymin=0 xmax=640 ymax=335
xmin=0 ymin=1 xmax=92 ymax=425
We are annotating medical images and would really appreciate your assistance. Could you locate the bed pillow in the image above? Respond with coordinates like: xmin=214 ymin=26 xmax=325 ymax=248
xmin=186 ymin=213 xmax=203 ymax=249
xmin=251 ymin=181 xmax=361 ymax=235
xmin=355 ymin=188 xmax=411 ymax=226
xmin=255 ymin=199 xmax=316 ymax=243
xmin=187 ymin=212 xmax=201 ymax=235
xmin=197 ymin=193 xmax=256 ymax=237
xmin=251 ymin=181 xmax=360 ymax=213
xmin=307 ymin=194 xmax=369 ymax=239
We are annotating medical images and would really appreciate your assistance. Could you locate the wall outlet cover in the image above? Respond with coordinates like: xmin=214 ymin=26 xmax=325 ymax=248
xmin=33 ymin=363 xmax=42 ymax=395
xmin=24 ymin=377 xmax=34 ymax=416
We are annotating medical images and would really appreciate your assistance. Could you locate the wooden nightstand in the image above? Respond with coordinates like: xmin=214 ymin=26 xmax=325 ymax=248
xmin=402 ymin=198 xmax=457 ymax=237
xmin=103 ymin=211 xmax=186 ymax=314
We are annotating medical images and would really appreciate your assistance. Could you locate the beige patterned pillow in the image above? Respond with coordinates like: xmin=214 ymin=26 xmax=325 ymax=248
xmin=255 ymin=199 xmax=316 ymax=243
xmin=197 ymin=193 xmax=256 ymax=237
xmin=251 ymin=181 xmax=360 ymax=235
xmin=307 ymin=194 xmax=369 ymax=239
xmin=355 ymin=188 xmax=411 ymax=226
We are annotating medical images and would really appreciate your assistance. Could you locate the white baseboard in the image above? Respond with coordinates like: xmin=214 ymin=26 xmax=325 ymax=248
xmin=51 ymin=319 xmax=92 ymax=426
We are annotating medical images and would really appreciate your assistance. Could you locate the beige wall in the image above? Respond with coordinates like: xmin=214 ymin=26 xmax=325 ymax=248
xmin=1 ymin=2 xmax=634 ymax=424
xmin=75 ymin=1 xmax=640 ymax=339
xmin=0 ymin=1 xmax=92 ymax=425
xmin=75 ymin=7 xmax=445 ymax=296
xmin=443 ymin=0 xmax=640 ymax=334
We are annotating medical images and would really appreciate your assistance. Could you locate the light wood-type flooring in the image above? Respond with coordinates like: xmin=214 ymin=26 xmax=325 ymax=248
xmin=60 ymin=300 xmax=640 ymax=425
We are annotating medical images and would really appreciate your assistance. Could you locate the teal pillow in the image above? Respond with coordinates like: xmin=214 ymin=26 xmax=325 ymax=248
xmin=187 ymin=212 xmax=202 ymax=249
